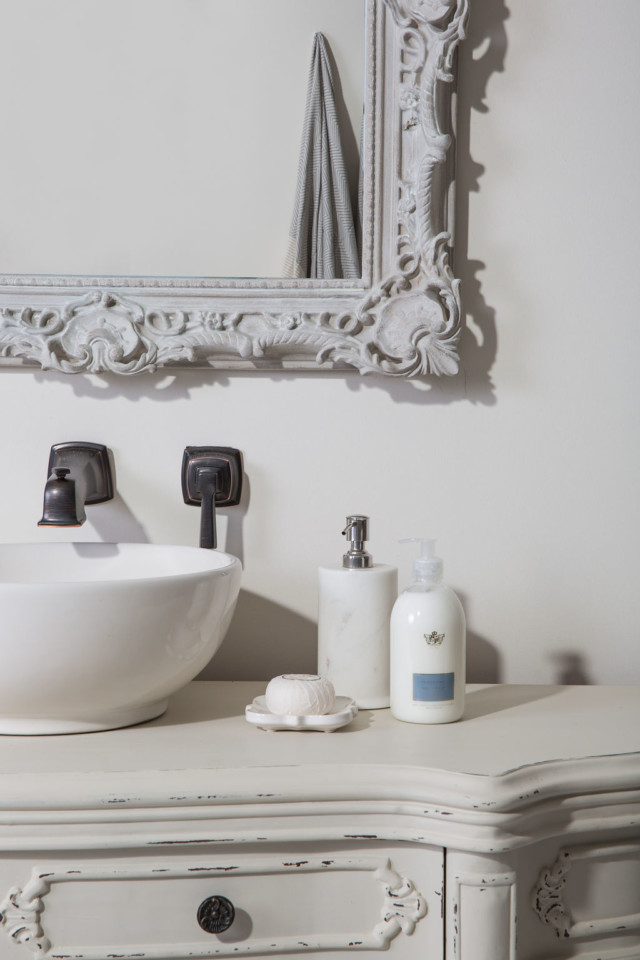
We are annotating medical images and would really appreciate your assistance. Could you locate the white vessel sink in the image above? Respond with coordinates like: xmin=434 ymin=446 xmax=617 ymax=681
xmin=0 ymin=542 xmax=241 ymax=735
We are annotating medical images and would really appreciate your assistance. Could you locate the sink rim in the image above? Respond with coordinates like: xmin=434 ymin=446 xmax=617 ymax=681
xmin=0 ymin=541 xmax=241 ymax=585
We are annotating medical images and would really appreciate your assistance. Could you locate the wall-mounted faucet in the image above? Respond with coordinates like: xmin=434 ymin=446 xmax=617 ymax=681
xmin=39 ymin=442 xmax=114 ymax=527
xmin=182 ymin=447 xmax=243 ymax=549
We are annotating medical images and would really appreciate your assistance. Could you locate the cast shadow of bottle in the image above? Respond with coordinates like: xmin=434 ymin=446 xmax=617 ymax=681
xmin=198 ymin=591 xmax=317 ymax=681
xmin=457 ymin=591 xmax=502 ymax=683
xmin=549 ymin=652 xmax=592 ymax=685
xmin=466 ymin=628 xmax=502 ymax=684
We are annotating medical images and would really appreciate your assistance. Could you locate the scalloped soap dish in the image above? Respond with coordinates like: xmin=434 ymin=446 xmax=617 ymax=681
xmin=245 ymin=696 xmax=358 ymax=733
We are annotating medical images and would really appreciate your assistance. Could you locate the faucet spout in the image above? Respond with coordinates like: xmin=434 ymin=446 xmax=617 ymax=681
xmin=38 ymin=468 xmax=84 ymax=527
xmin=38 ymin=443 xmax=114 ymax=529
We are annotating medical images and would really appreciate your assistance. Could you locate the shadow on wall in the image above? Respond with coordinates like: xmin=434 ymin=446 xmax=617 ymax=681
xmin=442 ymin=0 xmax=510 ymax=406
xmin=203 ymin=588 xmax=507 ymax=685
xmin=458 ymin=590 xmax=502 ymax=683
xmin=467 ymin=629 xmax=502 ymax=684
xmin=198 ymin=590 xmax=317 ymax=681
xmin=89 ymin=493 xmax=150 ymax=543
xmin=549 ymin=652 xmax=593 ymax=685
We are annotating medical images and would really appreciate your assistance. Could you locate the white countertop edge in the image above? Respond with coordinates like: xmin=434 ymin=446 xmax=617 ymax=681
xmin=0 ymin=751 xmax=637 ymax=816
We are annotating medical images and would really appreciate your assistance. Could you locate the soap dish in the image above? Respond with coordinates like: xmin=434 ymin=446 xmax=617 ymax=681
xmin=245 ymin=696 xmax=358 ymax=733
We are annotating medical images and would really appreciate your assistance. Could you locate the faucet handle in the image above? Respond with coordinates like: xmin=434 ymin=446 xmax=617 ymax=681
xmin=181 ymin=447 xmax=243 ymax=509
xmin=181 ymin=447 xmax=243 ymax=550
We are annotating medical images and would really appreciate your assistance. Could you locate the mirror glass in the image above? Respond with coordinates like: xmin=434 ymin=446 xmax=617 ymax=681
xmin=0 ymin=0 xmax=365 ymax=279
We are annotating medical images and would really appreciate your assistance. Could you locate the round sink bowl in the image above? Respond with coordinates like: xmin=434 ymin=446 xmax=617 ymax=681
xmin=0 ymin=543 xmax=242 ymax=735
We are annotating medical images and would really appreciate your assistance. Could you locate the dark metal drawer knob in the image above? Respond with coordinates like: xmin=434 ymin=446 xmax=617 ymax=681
xmin=197 ymin=895 xmax=235 ymax=934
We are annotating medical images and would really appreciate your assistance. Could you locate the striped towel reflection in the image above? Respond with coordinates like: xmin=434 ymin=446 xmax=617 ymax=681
xmin=283 ymin=32 xmax=360 ymax=280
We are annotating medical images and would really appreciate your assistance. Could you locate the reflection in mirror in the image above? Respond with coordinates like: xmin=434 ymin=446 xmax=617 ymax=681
xmin=282 ymin=31 xmax=362 ymax=281
xmin=0 ymin=0 xmax=365 ymax=279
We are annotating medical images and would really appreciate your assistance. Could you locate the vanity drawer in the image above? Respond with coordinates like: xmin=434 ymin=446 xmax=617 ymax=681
xmin=0 ymin=843 xmax=443 ymax=959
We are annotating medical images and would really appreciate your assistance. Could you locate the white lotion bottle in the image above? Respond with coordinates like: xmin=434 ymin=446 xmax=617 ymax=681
xmin=390 ymin=539 xmax=466 ymax=723
xmin=318 ymin=516 xmax=397 ymax=709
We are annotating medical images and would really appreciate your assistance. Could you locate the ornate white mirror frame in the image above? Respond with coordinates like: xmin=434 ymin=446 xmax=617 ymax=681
xmin=0 ymin=0 xmax=468 ymax=377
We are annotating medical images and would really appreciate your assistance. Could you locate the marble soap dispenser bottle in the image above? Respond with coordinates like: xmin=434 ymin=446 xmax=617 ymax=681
xmin=317 ymin=516 xmax=397 ymax=709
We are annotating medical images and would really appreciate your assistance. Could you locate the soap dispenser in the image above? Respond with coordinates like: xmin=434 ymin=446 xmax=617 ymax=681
xmin=317 ymin=516 xmax=397 ymax=709
xmin=390 ymin=539 xmax=466 ymax=723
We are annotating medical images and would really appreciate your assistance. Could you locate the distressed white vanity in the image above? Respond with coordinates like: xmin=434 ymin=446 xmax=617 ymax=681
xmin=0 ymin=682 xmax=638 ymax=960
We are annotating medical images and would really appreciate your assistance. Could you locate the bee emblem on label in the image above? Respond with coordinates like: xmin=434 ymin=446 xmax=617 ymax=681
xmin=425 ymin=631 xmax=445 ymax=645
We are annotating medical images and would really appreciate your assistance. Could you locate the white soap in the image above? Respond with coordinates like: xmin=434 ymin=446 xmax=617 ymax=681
xmin=265 ymin=674 xmax=336 ymax=716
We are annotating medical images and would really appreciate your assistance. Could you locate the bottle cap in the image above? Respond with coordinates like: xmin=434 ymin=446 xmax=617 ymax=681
xmin=400 ymin=538 xmax=443 ymax=583
xmin=342 ymin=515 xmax=373 ymax=569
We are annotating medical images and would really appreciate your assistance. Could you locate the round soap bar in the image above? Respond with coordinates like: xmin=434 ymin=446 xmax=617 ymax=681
xmin=265 ymin=674 xmax=336 ymax=716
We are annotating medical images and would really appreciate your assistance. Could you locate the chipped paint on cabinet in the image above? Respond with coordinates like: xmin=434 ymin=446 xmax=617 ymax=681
xmin=0 ymin=682 xmax=637 ymax=960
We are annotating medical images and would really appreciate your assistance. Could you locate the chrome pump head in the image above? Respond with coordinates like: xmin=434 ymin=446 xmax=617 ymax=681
xmin=342 ymin=515 xmax=373 ymax=569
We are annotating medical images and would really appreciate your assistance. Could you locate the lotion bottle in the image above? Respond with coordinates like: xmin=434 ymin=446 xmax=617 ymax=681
xmin=318 ymin=516 xmax=397 ymax=709
xmin=390 ymin=539 xmax=465 ymax=723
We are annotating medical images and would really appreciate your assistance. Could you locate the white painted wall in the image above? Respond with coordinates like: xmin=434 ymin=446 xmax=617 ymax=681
xmin=1 ymin=0 xmax=639 ymax=686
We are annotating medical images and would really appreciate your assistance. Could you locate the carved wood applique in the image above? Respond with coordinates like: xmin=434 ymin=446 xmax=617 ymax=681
xmin=0 ymin=884 xmax=49 ymax=954
xmin=532 ymin=849 xmax=574 ymax=939
xmin=532 ymin=842 xmax=640 ymax=942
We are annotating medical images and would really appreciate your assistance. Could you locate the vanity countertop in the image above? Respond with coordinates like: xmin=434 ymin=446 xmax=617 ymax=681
xmin=0 ymin=682 xmax=638 ymax=818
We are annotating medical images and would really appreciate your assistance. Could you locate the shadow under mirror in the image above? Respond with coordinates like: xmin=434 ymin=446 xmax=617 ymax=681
xmin=444 ymin=0 xmax=511 ymax=405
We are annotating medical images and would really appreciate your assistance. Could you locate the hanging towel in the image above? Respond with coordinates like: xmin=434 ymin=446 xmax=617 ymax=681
xmin=283 ymin=32 xmax=360 ymax=280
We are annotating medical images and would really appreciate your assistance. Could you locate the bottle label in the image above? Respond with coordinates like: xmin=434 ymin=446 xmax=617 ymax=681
xmin=413 ymin=672 xmax=455 ymax=702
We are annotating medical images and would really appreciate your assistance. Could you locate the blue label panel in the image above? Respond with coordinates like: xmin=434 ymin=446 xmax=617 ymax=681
xmin=413 ymin=672 xmax=455 ymax=702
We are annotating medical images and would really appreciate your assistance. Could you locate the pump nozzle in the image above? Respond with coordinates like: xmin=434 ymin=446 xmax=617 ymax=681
xmin=400 ymin=537 xmax=443 ymax=584
xmin=343 ymin=515 xmax=373 ymax=569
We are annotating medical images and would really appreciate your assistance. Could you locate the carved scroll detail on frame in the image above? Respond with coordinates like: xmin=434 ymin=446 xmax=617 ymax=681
xmin=0 ymin=856 xmax=427 ymax=958
xmin=531 ymin=842 xmax=640 ymax=941
xmin=0 ymin=0 xmax=468 ymax=377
